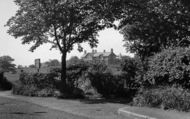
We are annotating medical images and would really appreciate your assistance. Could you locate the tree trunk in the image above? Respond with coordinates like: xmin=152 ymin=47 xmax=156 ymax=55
xmin=61 ymin=52 xmax=67 ymax=86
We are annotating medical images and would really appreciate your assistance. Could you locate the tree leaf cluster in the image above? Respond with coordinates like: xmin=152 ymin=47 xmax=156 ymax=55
xmin=146 ymin=47 xmax=190 ymax=88
xmin=119 ymin=0 xmax=190 ymax=60
xmin=6 ymin=0 xmax=111 ymax=53
xmin=0 ymin=56 xmax=16 ymax=73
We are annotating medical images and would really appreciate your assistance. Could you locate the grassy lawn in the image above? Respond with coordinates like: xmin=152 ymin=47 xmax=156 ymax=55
xmin=0 ymin=91 xmax=128 ymax=119
xmin=2 ymin=90 xmax=190 ymax=119
xmin=0 ymin=96 xmax=90 ymax=119
xmin=123 ymin=106 xmax=190 ymax=119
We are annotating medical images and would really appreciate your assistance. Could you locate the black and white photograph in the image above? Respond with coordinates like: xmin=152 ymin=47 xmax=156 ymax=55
xmin=0 ymin=0 xmax=190 ymax=119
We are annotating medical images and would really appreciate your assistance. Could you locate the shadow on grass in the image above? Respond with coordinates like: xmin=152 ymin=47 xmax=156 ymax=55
xmin=9 ymin=112 xmax=36 ymax=116
xmin=10 ymin=112 xmax=29 ymax=115
xmin=57 ymin=94 xmax=132 ymax=105
xmin=34 ymin=111 xmax=47 ymax=114
xmin=78 ymin=98 xmax=132 ymax=104
xmin=9 ymin=111 xmax=47 ymax=115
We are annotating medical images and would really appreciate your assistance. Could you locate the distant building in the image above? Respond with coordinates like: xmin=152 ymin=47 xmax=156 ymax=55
xmin=81 ymin=49 xmax=118 ymax=65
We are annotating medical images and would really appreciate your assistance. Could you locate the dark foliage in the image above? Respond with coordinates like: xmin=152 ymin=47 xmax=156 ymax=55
xmin=146 ymin=47 xmax=190 ymax=89
xmin=121 ymin=57 xmax=142 ymax=88
xmin=133 ymin=86 xmax=190 ymax=112
xmin=119 ymin=0 xmax=190 ymax=61
xmin=19 ymin=73 xmax=56 ymax=89
xmin=13 ymin=72 xmax=58 ymax=97
xmin=65 ymin=61 xmax=90 ymax=98
xmin=0 ymin=56 xmax=16 ymax=73
xmin=88 ymin=72 xmax=125 ymax=98
xmin=52 ymin=61 xmax=136 ymax=99
xmin=49 ymin=62 xmax=89 ymax=98
xmin=86 ymin=62 xmax=135 ymax=99
xmin=67 ymin=61 xmax=89 ymax=85
xmin=0 ymin=73 xmax=12 ymax=90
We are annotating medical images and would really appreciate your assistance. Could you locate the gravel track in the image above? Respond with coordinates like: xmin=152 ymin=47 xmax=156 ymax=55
xmin=0 ymin=96 xmax=89 ymax=119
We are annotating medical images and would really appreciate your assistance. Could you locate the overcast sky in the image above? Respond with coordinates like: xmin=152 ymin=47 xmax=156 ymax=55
xmin=0 ymin=0 xmax=132 ymax=66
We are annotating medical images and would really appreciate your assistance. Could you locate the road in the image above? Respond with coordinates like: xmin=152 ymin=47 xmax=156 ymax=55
xmin=0 ymin=96 xmax=90 ymax=119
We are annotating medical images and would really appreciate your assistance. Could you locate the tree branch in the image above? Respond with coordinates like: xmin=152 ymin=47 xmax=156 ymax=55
xmin=53 ymin=24 xmax=63 ymax=53
xmin=43 ymin=39 xmax=57 ymax=45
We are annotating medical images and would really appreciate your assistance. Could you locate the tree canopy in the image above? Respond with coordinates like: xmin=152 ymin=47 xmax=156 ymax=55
xmin=6 ymin=0 xmax=117 ymax=86
xmin=119 ymin=0 xmax=190 ymax=60
xmin=0 ymin=56 xmax=16 ymax=73
xmin=6 ymin=0 xmax=106 ymax=52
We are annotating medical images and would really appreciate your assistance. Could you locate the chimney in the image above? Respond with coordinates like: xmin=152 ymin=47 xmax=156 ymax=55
xmin=95 ymin=50 xmax=97 ymax=53
xmin=111 ymin=48 xmax=113 ymax=53
xmin=84 ymin=50 xmax=87 ymax=54
xmin=34 ymin=59 xmax=41 ymax=72
xmin=103 ymin=50 xmax=106 ymax=53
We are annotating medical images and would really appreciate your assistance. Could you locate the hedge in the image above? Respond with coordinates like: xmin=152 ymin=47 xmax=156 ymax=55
xmin=133 ymin=86 xmax=190 ymax=111
xmin=146 ymin=47 xmax=190 ymax=88
xmin=12 ymin=72 xmax=58 ymax=97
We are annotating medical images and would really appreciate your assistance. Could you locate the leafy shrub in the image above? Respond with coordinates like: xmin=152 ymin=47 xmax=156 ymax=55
xmin=49 ymin=61 xmax=138 ymax=99
xmin=121 ymin=57 xmax=142 ymax=89
xmin=85 ymin=62 xmax=133 ymax=98
xmin=146 ymin=47 xmax=190 ymax=88
xmin=66 ymin=61 xmax=100 ymax=98
xmin=0 ymin=73 xmax=12 ymax=90
xmin=20 ymin=72 xmax=56 ymax=89
xmin=133 ymin=88 xmax=162 ymax=107
xmin=65 ymin=61 xmax=137 ymax=99
xmin=88 ymin=72 xmax=125 ymax=98
xmin=55 ymin=61 xmax=124 ymax=98
xmin=49 ymin=61 xmax=90 ymax=98
xmin=12 ymin=72 xmax=58 ymax=97
xmin=67 ymin=61 xmax=89 ymax=87
xmin=133 ymin=86 xmax=190 ymax=111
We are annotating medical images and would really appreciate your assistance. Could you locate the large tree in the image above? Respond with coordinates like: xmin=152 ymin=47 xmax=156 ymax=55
xmin=119 ymin=0 xmax=190 ymax=61
xmin=6 ymin=0 xmax=112 ymax=87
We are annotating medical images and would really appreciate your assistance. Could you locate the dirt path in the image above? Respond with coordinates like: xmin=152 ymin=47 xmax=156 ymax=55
xmin=0 ymin=91 xmax=127 ymax=119
xmin=0 ymin=96 xmax=90 ymax=119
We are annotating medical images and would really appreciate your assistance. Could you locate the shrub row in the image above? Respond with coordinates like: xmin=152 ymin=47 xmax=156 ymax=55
xmin=84 ymin=62 xmax=137 ymax=99
xmin=51 ymin=61 xmax=137 ymax=99
xmin=12 ymin=72 xmax=58 ymax=97
xmin=88 ymin=72 xmax=136 ymax=99
xmin=146 ymin=47 xmax=190 ymax=88
xmin=133 ymin=86 xmax=190 ymax=111
xmin=122 ymin=47 xmax=190 ymax=111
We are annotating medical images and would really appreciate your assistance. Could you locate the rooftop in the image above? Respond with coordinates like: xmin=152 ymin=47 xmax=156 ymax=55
xmin=81 ymin=49 xmax=115 ymax=58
